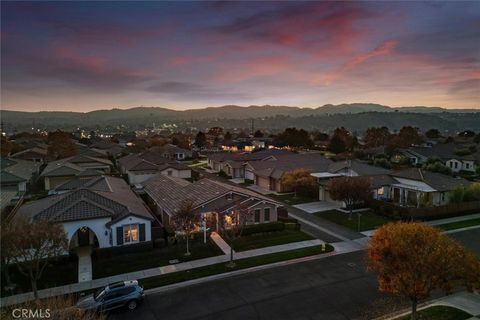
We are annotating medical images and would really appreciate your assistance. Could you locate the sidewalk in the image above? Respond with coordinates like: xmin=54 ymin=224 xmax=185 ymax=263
xmin=77 ymin=247 xmax=92 ymax=283
xmin=385 ymin=291 xmax=480 ymax=320
xmin=210 ymin=232 xmax=232 ymax=255
xmin=0 ymin=238 xmax=332 ymax=307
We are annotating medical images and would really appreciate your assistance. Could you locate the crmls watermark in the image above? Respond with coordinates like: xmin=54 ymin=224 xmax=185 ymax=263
xmin=12 ymin=309 xmax=51 ymax=319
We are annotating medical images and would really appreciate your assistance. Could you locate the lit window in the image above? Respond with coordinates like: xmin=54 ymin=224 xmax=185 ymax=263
xmin=123 ymin=224 xmax=138 ymax=243
xmin=377 ymin=187 xmax=385 ymax=195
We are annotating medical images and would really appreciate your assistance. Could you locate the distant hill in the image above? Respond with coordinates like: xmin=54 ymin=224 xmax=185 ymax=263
xmin=1 ymin=103 xmax=479 ymax=132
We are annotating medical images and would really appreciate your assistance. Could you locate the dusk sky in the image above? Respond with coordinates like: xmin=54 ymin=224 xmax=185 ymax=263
xmin=1 ymin=1 xmax=479 ymax=112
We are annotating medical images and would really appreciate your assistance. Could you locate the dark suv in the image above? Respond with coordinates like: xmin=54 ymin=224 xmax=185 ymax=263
xmin=77 ymin=280 xmax=144 ymax=312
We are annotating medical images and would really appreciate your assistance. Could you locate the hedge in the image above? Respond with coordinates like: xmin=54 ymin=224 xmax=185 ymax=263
xmin=92 ymin=241 xmax=154 ymax=260
xmin=241 ymin=221 xmax=285 ymax=236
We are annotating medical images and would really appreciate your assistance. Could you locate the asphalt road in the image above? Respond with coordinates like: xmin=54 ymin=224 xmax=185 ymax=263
xmin=109 ymin=228 xmax=479 ymax=320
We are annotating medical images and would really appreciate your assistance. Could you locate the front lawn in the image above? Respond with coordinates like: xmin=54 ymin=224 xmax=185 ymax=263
xmin=1 ymin=255 xmax=78 ymax=297
xmin=92 ymin=238 xmax=223 ymax=279
xmin=396 ymin=305 xmax=472 ymax=320
xmin=269 ymin=194 xmax=317 ymax=205
xmin=140 ymin=244 xmax=333 ymax=290
xmin=232 ymin=229 xmax=314 ymax=251
xmin=435 ymin=218 xmax=480 ymax=231
xmin=315 ymin=210 xmax=391 ymax=231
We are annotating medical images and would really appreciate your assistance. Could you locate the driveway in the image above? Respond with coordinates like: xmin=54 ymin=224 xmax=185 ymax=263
xmin=293 ymin=201 xmax=341 ymax=213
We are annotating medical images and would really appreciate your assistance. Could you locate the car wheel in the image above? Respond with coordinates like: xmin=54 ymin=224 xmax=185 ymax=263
xmin=127 ymin=300 xmax=138 ymax=311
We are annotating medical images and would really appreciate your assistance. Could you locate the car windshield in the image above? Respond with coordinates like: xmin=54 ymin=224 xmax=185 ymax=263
xmin=94 ymin=288 xmax=106 ymax=301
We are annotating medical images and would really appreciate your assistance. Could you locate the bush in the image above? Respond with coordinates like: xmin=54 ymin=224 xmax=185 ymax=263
xmin=218 ymin=170 xmax=230 ymax=178
xmin=241 ymin=221 xmax=285 ymax=236
xmin=464 ymin=183 xmax=480 ymax=201
xmin=92 ymin=241 xmax=153 ymax=260
xmin=284 ymin=222 xmax=301 ymax=230
xmin=153 ymin=238 xmax=166 ymax=248
xmin=373 ymin=158 xmax=391 ymax=169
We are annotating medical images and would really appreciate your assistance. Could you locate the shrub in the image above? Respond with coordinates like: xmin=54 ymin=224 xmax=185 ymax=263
xmin=153 ymin=238 xmax=166 ymax=248
xmin=241 ymin=221 xmax=285 ymax=236
xmin=218 ymin=170 xmax=230 ymax=178
xmin=278 ymin=217 xmax=298 ymax=224
xmin=284 ymin=223 xmax=301 ymax=230
xmin=92 ymin=241 xmax=153 ymax=260
xmin=374 ymin=158 xmax=391 ymax=169
xmin=464 ymin=183 xmax=480 ymax=201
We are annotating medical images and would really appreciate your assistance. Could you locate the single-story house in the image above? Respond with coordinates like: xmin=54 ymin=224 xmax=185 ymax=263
xmin=1 ymin=158 xmax=41 ymax=210
xmin=40 ymin=155 xmax=113 ymax=190
xmin=15 ymin=176 xmax=155 ymax=249
xmin=118 ymin=151 xmax=191 ymax=185
xmin=386 ymin=168 xmax=472 ymax=207
xmin=149 ymin=144 xmax=192 ymax=160
xmin=143 ymin=175 xmax=280 ymax=230
xmin=11 ymin=147 xmax=48 ymax=163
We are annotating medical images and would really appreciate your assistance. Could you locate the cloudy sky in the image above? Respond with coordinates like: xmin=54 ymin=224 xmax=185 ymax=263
xmin=1 ymin=1 xmax=479 ymax=111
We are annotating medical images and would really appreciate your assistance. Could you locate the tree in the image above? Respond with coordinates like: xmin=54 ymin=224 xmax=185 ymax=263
xmin=47 ymin=130 xmax=78 ymax=159
xmin=327 ymin=134 xmax=346 ymax=154
xmin=313 ymin=131 xmax=329 ymax=142
xmin=364 ymin=127 xmax=390 ymax=148
xmin=0 ymin=221 xmax=15 ymax=290
xmin=458 ymin=130 xmax=475 ymax=138
xmin=7 ymin=219 xmax=68 ymax=299
xmin=327 ymin=176 xmax=371 ymax=219
xmin=220 ymin=203 xmax=253 ymax=267
xmin=1 ymin=136 xmax=12 ymax=156
xmin=172 ymin=199 xmax=198 ymax=256
xmin=280 ymin=168 xmax=316 ymax=197
xmin=276 ymin=128 xmax=313 ymax=148
xmin=366 ymin=222 xmax=480 ymax=320
xmin=194 ymin=131 xmax=207 ymax=148
xmin=253 ymin=130 xmax=264 ymax=138
xmin=224 ymin=131 xmax=232 ymax=141
xmin=425 ymin=128 xmax=440 ymax=139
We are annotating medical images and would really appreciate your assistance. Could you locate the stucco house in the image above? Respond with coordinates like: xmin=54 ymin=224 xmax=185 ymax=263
xmin=40 ymin=155 xmax=113 ymax=190
xmin=142 ymin=175 xmax=280 ymax=230
xmin=118 ymin=151 xmax=191 ymax=185
xmin=11 ymin=147 xmax=48 ymax=163
xmin=15 ymin=176 xmax=155 ymax=249
xmin=1 ymin=158 xmax=41 ymax=210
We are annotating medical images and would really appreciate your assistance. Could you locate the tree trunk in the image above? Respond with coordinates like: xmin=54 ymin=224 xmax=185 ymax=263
xmin=411 ymin=298 xmax=417 ymax=320
xmin=31 ymin=278 xmax=39 ymax=300
xmin=185 ymin=234 xmax=191 ymax=256
xmin=348 ymin=206 xmax=353 ymax=220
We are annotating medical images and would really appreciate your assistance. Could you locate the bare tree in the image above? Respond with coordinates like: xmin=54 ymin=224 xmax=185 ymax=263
xmin=172 ymin=199 xmax=198 ymax=256
xmin=327 ymin=176 xmax=371 ymax=219
xmin=221 ymin=203 xmax=253 ymax=268
xmin=7 ymin=219 xmax=68 ymax=300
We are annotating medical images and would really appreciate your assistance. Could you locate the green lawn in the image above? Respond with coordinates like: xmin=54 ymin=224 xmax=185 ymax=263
xmin=397 ymin=305 xmax=472 ymax=320
xmin=435 ymin=218 xmax=480 ymax=231
xmin=232 ymin=229 xmax=314 ymax=251
xmin=92 ymin=238 xmax=223 ymax=279
xmin=315 ymin=210 xmax=391 ymax=231
xmin=1 ymin=255 xmax=78 ymax=297
xmin=269 ymin=194 xmax=317 ymax=205
xmin=140 ymin=244 xmax=333 ymax=290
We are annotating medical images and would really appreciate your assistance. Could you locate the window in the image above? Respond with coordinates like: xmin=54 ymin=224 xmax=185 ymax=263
xmin=454 ymin=162 xmax=458 ymax=169
xmin=377 ymin=187 xmax=385 ymax=195
xmin=226 ymin=193 xmax=233 ymax=200
xmin=466 ymin=163 xmax=470 ymax=169
xmin=167 ymin=170 xmax=173 ymax=176
xmin=254 ymin=209 xmax=261 ymax=223
xmin=264 ymin=208 xmax=270 ymax=222
xmin=123 ymin=224 xmax=138 ymax=243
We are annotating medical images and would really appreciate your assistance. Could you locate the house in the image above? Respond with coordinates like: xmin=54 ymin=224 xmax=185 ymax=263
xmin=40 ymin=155 xmax=113 ymax=190
xmin=143 ymin=175 xmax=280 ymax=229
xmin=395 ymin=143 xmax=479 ymax=173
xmin=118 ymin=151 xmax=191 ymax=185
xmin=90 ymin=140 xmax=124 ymax=158
xmin=149 ymin=144 xmax=192 ymax=160
xmin=386 ymin=168 xmax=471 ymax=207
xmin=11 ymin=147 xmax=48 ymax=163
xmin=1 ymin=158 xmax=41 ymax=210
xmin=15 ymin=176 xmax=155 ymax=249
xmin=207 ymin=149 xmax=291 ymax=177
xmin=250 ymin=153 xmax=333 ymax=193
xmin=312 ymin=160 xmax=392 ymax=202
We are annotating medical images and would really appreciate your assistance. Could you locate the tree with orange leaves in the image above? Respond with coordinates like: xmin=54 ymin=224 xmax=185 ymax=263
xmin=366 ymin=222 xmax=480 ymax=320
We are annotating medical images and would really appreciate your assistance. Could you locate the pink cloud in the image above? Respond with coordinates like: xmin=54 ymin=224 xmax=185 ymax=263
xmin=320 ymin=40 xmax=398 ymax=85
xmin=214 ymin=55 xmax=290 ymax=82
xmin=169 ymin=56 xmax=191 ymax=66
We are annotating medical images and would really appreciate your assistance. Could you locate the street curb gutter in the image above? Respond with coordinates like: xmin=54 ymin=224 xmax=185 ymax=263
xmin=145 ymin=249 xmax=343 ymax=295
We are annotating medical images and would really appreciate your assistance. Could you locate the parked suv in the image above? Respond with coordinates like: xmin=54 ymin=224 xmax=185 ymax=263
xmin=76 ymin=280 xmax=144 ymax=312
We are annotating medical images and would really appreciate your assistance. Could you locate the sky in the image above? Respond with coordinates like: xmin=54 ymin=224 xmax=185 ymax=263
xmin=1 ymin=1 xmax=479 ymax=112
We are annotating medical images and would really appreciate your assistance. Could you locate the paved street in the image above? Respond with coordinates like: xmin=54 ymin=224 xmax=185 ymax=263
xmin=110 ymin=228 xmax=479 ymax=320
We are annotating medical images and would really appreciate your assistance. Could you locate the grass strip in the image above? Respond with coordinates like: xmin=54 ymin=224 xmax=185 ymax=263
xmin=435 ymin=218 xmax=480 ymax=231
xmin=140 ymin=244 xmax=333 ymax=290
xmin=396 ymin=305 xmax=472 ymax=320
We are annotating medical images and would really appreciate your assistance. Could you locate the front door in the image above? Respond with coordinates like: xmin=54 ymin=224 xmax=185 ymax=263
xmin=78 ymin=228 xmax=90 ymax=246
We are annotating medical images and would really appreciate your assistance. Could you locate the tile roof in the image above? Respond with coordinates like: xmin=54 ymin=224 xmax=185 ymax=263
xmin=391 ymin=168 xmax=471 ymax=192
xmin=143 ymin=175 xmax=277 ymax=216
xmin=1 ymin=157 xmax=40 ymax=181
xmin=328 ymin=160 xmax=391 ymax=176
xmin=16 ymin=176 xmax=153 ymax=224
xmin=1 ymin=171 xmax=26 ymax=184
xmin=41 ymin=155 xmax=112 ymax=177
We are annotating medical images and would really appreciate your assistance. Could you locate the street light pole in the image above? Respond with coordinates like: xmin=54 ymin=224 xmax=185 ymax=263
xmin=203 ymin=213 xmax=207 ymax=244
xmin=357 ymin=212 xmax=361 ymax=232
